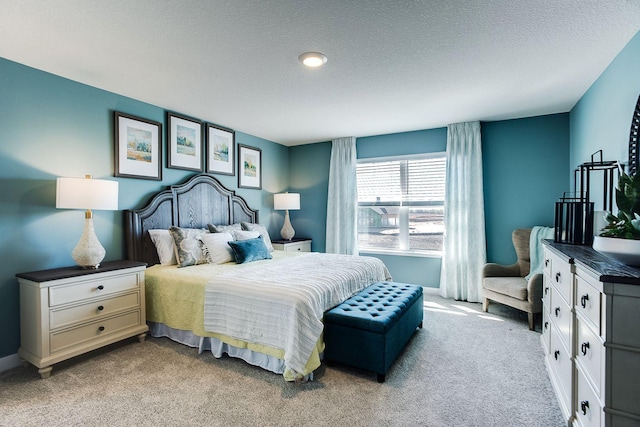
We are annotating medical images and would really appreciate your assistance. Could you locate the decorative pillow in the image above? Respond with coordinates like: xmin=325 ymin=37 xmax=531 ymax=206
xmin=198 ymin=232 xmax=235 ymax=264
xmin=208 ymin=223 xmax=242 ymax=234
xmin=148 ymin=229 xmax=177 ymax=265
xmin=228 ymin=237 xmax=272 ymax=264
xmin=241 ymin=222 xmax=274 ymax=252
xmin=168 ymin=226 xmax=208 ymax=267
xmin=232 ymin=229 xmax=260 ymax=241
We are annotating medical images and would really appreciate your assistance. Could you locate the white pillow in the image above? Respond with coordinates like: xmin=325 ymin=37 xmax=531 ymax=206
xmin=148 ymin=229 xmax=177 ymax=265
xmin=198 ymin=232 xmax=235 ymax=264
xmin=241 ymin=222 xmax=274 ymax=252
xmin=233 ymin=229 xmax=261 ymax=241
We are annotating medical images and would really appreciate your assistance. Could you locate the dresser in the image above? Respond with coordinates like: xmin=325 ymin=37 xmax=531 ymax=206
xmin=17 ymin=260 xmax=148 ymax=379
xmin=272 ymin=238 xmax=312 ymax=252
xmin=542 ymin=241 xmax=640 ymax=427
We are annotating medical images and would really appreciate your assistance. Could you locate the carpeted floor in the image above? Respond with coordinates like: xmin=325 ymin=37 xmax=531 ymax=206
xmin=0 ymin=289 xmax=564 ymax=427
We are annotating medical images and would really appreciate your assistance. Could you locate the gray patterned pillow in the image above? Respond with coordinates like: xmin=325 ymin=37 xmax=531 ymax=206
xmin=169 ymin=226 xmax=208 ymax=267
xmin=241 ymin=222 xmax=274 ymax=252
xmin=208 ymin=223 xmax=242 ymax=234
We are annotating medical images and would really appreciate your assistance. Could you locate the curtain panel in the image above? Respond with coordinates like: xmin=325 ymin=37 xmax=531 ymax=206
xmin=439 ymin=121 xmax=486 ymax=302
xmin=326 ymin=137 xmax=358 ymax=255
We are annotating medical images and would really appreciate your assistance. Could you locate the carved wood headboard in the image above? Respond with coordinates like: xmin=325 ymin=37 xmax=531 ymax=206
xmin=124 ymin=173 xmax=259 ymax=266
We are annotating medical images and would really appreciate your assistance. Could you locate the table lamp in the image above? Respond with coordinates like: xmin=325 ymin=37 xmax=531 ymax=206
xmin=56 ymin=175 xmax=119 ymax=269
xmin=274 ymin=192 xmax=300 ymax=240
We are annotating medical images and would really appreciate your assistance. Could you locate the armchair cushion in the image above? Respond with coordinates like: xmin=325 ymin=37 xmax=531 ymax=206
xmin=483 ymin=277 xmax=528 ymax=301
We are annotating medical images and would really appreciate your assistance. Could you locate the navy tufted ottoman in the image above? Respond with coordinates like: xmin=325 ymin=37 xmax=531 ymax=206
xmin=323 ymin=282 xmax=423 ymax=382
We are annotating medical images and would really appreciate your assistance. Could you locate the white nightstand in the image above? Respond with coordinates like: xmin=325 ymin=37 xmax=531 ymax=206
xmin=16 ymin=260 xmax=148 ymax=378
xmin=272 ymin=238 xmax=312 ymax=252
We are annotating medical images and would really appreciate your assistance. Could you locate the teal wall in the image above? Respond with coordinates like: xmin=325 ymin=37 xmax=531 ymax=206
xmin=570 ymin=30 xmax=640 ymax=175
xmin=482 ymin=114 xmax=570 ymax=265
xmin=0 ymin=58 xmax=288 ymax=359
xmin=290 ymin=122 xmax=570 ymax=286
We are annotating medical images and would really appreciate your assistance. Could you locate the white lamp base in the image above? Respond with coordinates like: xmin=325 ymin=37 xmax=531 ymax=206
xmin=280 ymin=210 xmax=296 ymax=240
xmin=72 ymin=216 xmax=106 ymax=269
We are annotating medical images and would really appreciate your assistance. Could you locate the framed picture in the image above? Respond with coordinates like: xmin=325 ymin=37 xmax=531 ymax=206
xmin=167 ymin=112 xmax=203 ymax=171
xmin=206 ymin=124 xmax=235 ymax=176
xmin=238 ymin=144 xmax=262 ymax=189
xmin=114 ymin=112 xmax=162 ymax=180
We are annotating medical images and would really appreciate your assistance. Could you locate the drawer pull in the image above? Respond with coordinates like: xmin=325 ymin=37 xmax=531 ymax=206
xmin=555 ymin=272 xmax=561 ymax=283
xmin=545 ymin=259 xmax=549 ymax=267
xmin=544 ymin=321 xmax=548 ymax=330
xmin=97 ymin=285 xmax=104 ymax=291
xmin=581 ymin=400 xmax=589 ymax=415
xmin=97 ymin=305 xmax=104 ymax=311
xmin=98 ymin=326 xmax=105 ymax=332
xmin=554 ymin=307 xmax=560 ymax=317
xmin=554 ymin=350 xmax=560 ymax=360
xmin=581 ymin=342 xmax=590 ymax=356
xmin=580 ymin=294 xmax=589 ymax=308
xmin=544 ymin=287 xmax=549 ymax=296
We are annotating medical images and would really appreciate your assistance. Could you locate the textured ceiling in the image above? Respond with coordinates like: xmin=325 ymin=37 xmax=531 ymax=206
xmin=1 ymin=1 xmax=640 ymax=146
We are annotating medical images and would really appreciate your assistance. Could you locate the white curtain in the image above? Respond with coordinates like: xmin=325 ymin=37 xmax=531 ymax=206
xmin=326 ymin=137 xmax=358 ymax=255
xmin=439 ymin=121 xmax=486 ymax=302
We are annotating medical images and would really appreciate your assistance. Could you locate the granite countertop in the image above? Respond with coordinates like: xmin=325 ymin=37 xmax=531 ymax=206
xmin=543 ymin=240 xmax=640 ymax=285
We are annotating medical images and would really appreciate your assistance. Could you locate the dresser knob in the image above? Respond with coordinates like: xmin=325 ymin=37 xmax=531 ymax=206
xmin=581 ymin=400 xmax=589 ymax=415
xmin=544 ymin=321 xmax=548 ymax=330
xmin=98 ymin=326 xmax=105 ymax=332
xmin=555 ymin=307 xmax=560 ymax=317
xmin=555 ymin=272 xmax=561 ymax=283
xmin=580 ymin=294 xmax=589 ymax=309
xmin=554 ymin=350 xmax=560 ymax=360
xmin=545 ymin=259 xmax=549 ymax=267
xmin=97 ymin=305 xmax=104 ymax=311
xmin=97 ymin=285 xmax=104 ymax=291
xmin=544 ymin=287 xmax=549 ymax=295
xmin=581 ymin=342 xmax=590 ymax=356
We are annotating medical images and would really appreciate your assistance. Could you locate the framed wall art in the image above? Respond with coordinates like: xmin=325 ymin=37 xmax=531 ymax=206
xmin=238 ymin=144 xmax=262 ymax=189
xmin=114 ymin=111 xmax=162 ymax=180
xmin=206 ymin=124 xmax=235 ymax=176
xmin=167 ymin=112 xmax=203 ymax=172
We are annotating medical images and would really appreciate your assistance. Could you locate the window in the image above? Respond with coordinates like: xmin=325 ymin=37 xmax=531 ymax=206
xmin=356 ymin=153 xmax=446 ymax=255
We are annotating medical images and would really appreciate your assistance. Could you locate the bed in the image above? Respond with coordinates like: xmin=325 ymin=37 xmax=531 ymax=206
xmin=124 ymin=173 xmax=391 ymax=381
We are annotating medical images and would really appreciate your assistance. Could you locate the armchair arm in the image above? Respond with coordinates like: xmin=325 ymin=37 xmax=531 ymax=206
xmin=482 ymin=263 xmax=521 ymax=278
xmin=527 ymin=273 xmax=544 ymax=305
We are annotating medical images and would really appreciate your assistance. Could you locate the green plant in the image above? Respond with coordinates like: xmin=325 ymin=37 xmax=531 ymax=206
xmin=600 ymin=169 xmax=640 ymax=239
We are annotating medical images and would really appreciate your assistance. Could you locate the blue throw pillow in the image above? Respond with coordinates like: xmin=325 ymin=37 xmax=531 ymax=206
xmin=228 ymin=237 xmax=272 ymax=264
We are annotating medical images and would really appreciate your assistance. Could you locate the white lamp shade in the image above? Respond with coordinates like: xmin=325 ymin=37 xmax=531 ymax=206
xmin=56 ymin=177 xmax=119 ymax=211
xmin=274 ymin=193 xmax=300 ymax=211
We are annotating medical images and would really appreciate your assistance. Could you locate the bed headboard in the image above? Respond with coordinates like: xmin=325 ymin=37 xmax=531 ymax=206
xmin=124 ymin=173 xmax=259 ymax=266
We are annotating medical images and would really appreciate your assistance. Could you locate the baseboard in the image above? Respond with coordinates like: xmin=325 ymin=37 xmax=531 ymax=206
xmin=0 ymin=353 xmax=22 ymax=374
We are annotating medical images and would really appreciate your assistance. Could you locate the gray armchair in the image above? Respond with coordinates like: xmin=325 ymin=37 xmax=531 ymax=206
xmin=482 ymin=228 xmax=542 ymax=331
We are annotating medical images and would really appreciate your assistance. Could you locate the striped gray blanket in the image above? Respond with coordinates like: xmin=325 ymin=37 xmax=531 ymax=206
xmin=203 ymin=252 xmax=391 ymax=376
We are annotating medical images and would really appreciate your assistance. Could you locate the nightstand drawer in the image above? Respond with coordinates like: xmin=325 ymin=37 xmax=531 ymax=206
xmin=50 ymin=310 xmax=141 ymax=354
xmin=50 ymin=292 xmax=140 ymax=330
xmin=49 ymin=273 xmax=139 ymax=307
xmin=272 ymin=239 xmax=311 ymax=252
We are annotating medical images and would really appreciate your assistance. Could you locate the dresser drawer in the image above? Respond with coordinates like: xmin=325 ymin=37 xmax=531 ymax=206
xmin=542 ymin=276 xmax=551 ymax=313
xmin=541 ymin=308 xmax=551 ymax=354
xmin=575 ymin=317 xmax=603 ymax=397
xmin=50 ymin=292 xmax=140 ymax=330
xmin=549 ymin=325 xmax=573 ymax=414
xmin=575 ymin=274 xmax=602 ymax=334
xmin=575 ymin=369 xmax=602 ymax=427
xmin=49 ymin=273 xmax=139 ymax=307
xmin=548 ymin=251 xmax=572 ymax=305
xmin=50 ymin=310 xmax=141 ymax=354
xmin=550 ymin=286 xmax=572 ymax=351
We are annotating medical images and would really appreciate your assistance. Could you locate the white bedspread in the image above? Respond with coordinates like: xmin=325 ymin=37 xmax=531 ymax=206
xmin=203 ymin=252 xmax=391 ymax=376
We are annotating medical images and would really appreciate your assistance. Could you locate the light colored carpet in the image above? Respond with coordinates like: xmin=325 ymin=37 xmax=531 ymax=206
xmin=0 ymin=290 xmax=564 ymax=426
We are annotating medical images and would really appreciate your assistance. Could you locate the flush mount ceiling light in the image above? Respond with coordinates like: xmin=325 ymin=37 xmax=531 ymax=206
xmin=299 ymin=52 xmax=327 ymax=68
